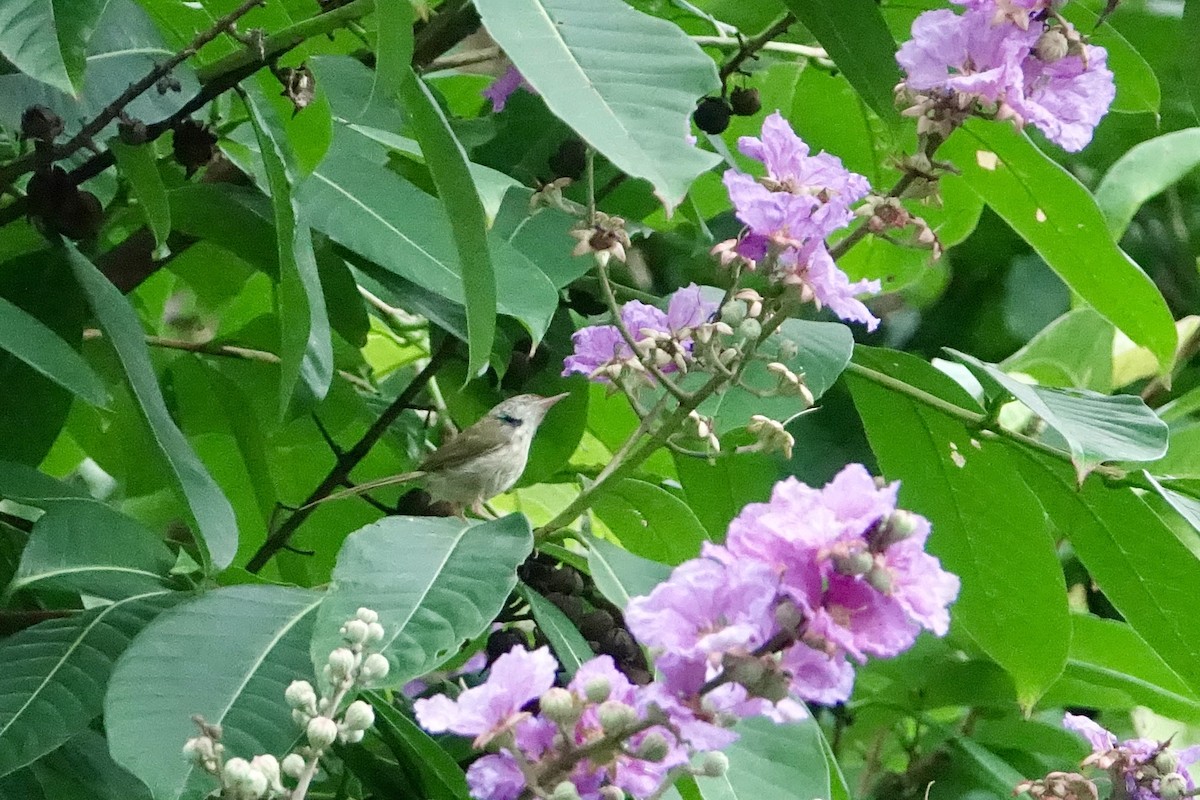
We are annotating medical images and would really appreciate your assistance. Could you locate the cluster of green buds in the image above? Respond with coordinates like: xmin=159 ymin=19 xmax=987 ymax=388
xmin=184 ymin=608 xmax=390 ymax=800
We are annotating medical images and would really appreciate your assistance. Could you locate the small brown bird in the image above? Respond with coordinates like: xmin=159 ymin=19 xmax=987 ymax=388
xmin=316 ymin=393 xmax=568 ymax=516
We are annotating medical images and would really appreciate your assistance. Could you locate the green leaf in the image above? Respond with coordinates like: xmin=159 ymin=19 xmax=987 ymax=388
xmin=7 ymin=499 xmax=174 ymax=599
xmin=1094 ymin=128 xmax=1200 ymax=239
xmin=0 ymin=461 xmax=88 ymax=504
xmin=1000 ymin=309 xmax=1114 ymax=393
xmin=106 ymin=585 xmax=323 ymax=800
xmin=65 ymin=245 xmax=238 ymax=571
xmin=1018 ymin=454 xmax=1200 ymax=698
xmin=492 ymin=191 xmax=594 ymax=290
xmin=397 ymin=68 xmax=497 ymax=378
xmin=110 ymin=140 xmax=171 ymax=257
xmin=0 ymin=591 xmax=176 ymax=780
xmin=368 ymin=0 xmax=414 ymax=122
xmin=244 ymin=87 xmax=334 ymax=419
xmin=0 ymin=0 xmax=107 ymax=94
xmin=519 ymin=583 xmax=595 ymax=675
xmin=1187 ymin=0 xmax=1200 ymax=121
xmin=591 ymin=478 xmax=708 ymax=565
xmin=475 ymin=0 xmax=721 ymax=211
xmin=948 ymin=349 xmax=1167 ymax=482
xmin=311 ymin=515 xmax=534 ymax=688
xmin=299 ymin=130 xmax=557 ymax=344
xmin=694 ymin=717 xmax=830 ymax=800
xmin=0 ymin=294 xmax=106 ymax=407
xmin=366 ymin=692 xmax=470 ymax=800
xmin=0 ymin=731 xmax=152 ymax=800
xmin=780 ymin=0 xmax=901 ymax=126
xmin=673 ymin=442 xmax=778 ymax=538
xmin=940 ymin=119 xmax=1177 ymax=373
xmin=848 ymin=348 xmax=1070 ymax=708
xmin=585 ymin=536 xmax=672 ymax=610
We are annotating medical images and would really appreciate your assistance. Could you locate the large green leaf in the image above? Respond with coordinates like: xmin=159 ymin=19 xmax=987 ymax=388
xmin=949 ymin=349 xmax=1167 ymax=482
xmin=0 ymin=731 xmax=152 ymax=800
xmin=298 ymin=129 xmax=557 ymax=344
xmin=66 ymin=246 xmax=238 ymax=571
xmin=366 ymin=693 xmax=470 ymax=800
xmin=0 ymin=294 xmax=106 ymax=407
xmin=693 ymin=717 xmax=830 ymax=800
xmin=848 ymin=348 xmax=1070 ymax=708
xmin=475 ymin=0 xmax=721 ymax=211
xmin=1000 ymin=309 xmax=1114 ymax=393
xmin=244 ymin=87 xmax=334 ymax=418
xmin=672 ymin=443 xmax=778 ymax=539
xmin=591 ymin=478 xmax=708 ymax=565
xmin=519 ymin=584 xmax=594 ymax=675
xmin=0 ymin=0 xmax=106 ymax=94
xmin=0 ymin=461 xmax=88 ymax=504
xmin=585 ymin=536 xmax=672 ymax=610
xmin=397 ymin=68 xmax=497 ymax=378
xmin=940 ymin=119 xmax=1177 ymax=373
xmin=106 ymin=585 xmax=323 ymax=800
xmin=780 ymin=0 xmax=901 ymax=126
xmin=7 ymin=499 xmax=174 ymax=599
xmin=1018 ymin=454 xmax=1200 ymax=698
xmin=1095 ymin=128 xmax=1200 ymax=238
xmin=110 ymin=140 xmax=171 ymax=257
xmin=311 ymin=515 xmax=534 ymax=688
xmin=0 ymin=591 xmax=175 ymax=780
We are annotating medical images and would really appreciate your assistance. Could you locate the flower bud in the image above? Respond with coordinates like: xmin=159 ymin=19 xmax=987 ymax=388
xmin=1161 ymin=773 xmax=1187 ymax=800
xmin=182 ymin=736 xmax=215 ymax=763
xmin=777 ymin=339 xmax=799 ymax=361
xmin=360 ymin=653 xmax=390 ymax=684
xmin=729 ymin=86 xmax=761 ymax=117
xmin=285 ymin=680 xmax=317 ymax=710
xmin=251 ymin=754 xmax=284 ymax=793
xmin=597 ymin=700 xmax=638 ymax=735
xmin=1034 ymin=28 xmax=1070 ymax=62
xmin=583 ymin=676 xmax=612 ymax=704
xmin=1156 ymin=752 xmax=1179 ymax=775
xmin=341 ymin=728 xmax=365 ymax=744
xmin=341 ymin=619 xmax=370 ymax=646
xmin=865 ymin=564 xmax=894 ymax=595
xmin=356 ymin=607 xmax=379 ymax=624
xmin=327 ymin=648 xmax=357 ymax=680
xmin=281 ymin=753 xmax=307 ymax=779
xmin=635 ymin=731 xmax=671 ymax=763
xmin=720 ymin=300 xmax=748 ymax=326
xmin=306 ymin=716 xmax=339 ymax=749
xmin=366 ymin=622 xmax=385 ymax=643
xmin=292 ymin=708 xmax=312 ymax=727
xmin=343 ymin=700 xmax=375 ymax=731
xmin=832 ymin=549 xmax=874 ymax=577
xmin=737 ymin=318 xmax=762 ymax=341
xmin=774 ymin=599 xmax=805 ymax=636
xmin=696 ymin=751 xmax=730 ymax=778
xmin=552 ymin=781 xmax=583 ymax=800
xmin=868 ymin=510 xmax=920 ymax=552
xmin=599 ymin=786 xmax=625 ymax=800
xmin=541 ymin=687 xmax=579 ymax=724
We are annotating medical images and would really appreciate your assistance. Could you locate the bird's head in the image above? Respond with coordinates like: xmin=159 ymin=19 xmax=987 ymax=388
xmin=488 ymin=392 xmax=569 ymax=430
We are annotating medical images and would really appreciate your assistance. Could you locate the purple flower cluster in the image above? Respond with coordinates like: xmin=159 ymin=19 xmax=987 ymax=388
xmin=416 ymin=648 xmax=715 ymax=800
xmin=483 ymin=66 xmax=534 ymax=113
xmin=562 ymin=284 xmax=718 ymax=382
xmin=715 ymin=113 xmax=881 ymax=331
xmin=1063 ymin=714 xmax=1200 ymax=800
xmin=627 ymin=465 xmax=959 ymax=710
xmin=896 ymin=0 xmax=1115 ymax=151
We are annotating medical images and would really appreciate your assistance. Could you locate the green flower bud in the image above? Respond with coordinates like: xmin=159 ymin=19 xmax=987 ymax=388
xmin=868 ymin=509 xmax=920 ymax=552
xmin=597 ymin=700 xmax=638 ymax=735
xmin=696 ymin=751 xmax=730 ymax=778
xmin=737 ymin=318 xmax=762 ymax=341
xmin=599 ymin=786 xmax=626 ymax=800
xmin=832 ymin=549 xmax=874 ymax=577
xmin=1034 ymin=28 xmax=1069 ymax=62
xmin=342 ymin=700 xmax=375 ymax=731
xmin=182 ymin=736 xmax=215 ymax=763
xmin=306 ymin=716 xmax=339 ymax=750
xmin=341 ymin=619 xmax=370 ymax=646
xmin=774 ymin=600 xmax=805 ymax=636
xmin=1156 ymin=752 xmax=1180 ymax=775
xmin=355 ymin=607 xmax=379 ymax=624
xmin=541 ymin=687 xmax=580 ymax=725
xmin=635 ymin=731 xmax=671 ymax=763
xmin=720 ymin=300 xmax=748 ymax=326
xmin=327 ymin=647 xmax=357 ymax=679
xmin=1161 ymin=773 xmax=1187 ymax=800
xmin=865 ymin=564 xmax=894 ymax=595
xmin=584 ymin=676 xmax=612 ymax=704
xmin=551 ymin=781 xmax=583 ymax=800
xmin=281 ymin=753 xmax=306 ymax=779
xmin=360 ymin=653 xmax=391 ymax=684
xmin=251 ymin=754 xmax=283 ymax=794
xmin=284 ymin=680 xmax=317 ymax=710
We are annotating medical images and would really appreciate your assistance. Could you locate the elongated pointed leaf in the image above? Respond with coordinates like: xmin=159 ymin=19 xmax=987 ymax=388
xmin=311 ymin=515 xmax=533 ymax=688
xmin=244 ymin=88 xmax=334 ymax=418
xmin=8 ymin=499 xmax=174 ymax=599
xmin=1095 ymin=128 xmax=1200 ymax=238
xmin=475 ymin=0 xmax=721 ymax=211
xmin=66 ymin=246 xmax=238 ymax=571
xmin=397 ymin=69 xmax=496 ymax=377
xmin=0 ymin=295 xmax=107 ymax=407
xmin=110 ymin=140 xmax=171 ymax=256
xmin=519 ymin=584 xmax=594 ymax=675
xmin=941 ymin=119 xmax=1177 ymax=373
xmin=848 ymin=348 xmax=1070 ymax=708
xmin=586 ymin=536 xmax=672 ymax=610
xmin=106 ymin=585 xmax=324 ymax=800
xmin=367 ymin=692 xmax=471 ymax=800
xmin=0 ymin=591 xmax=176 ymax=780
xmin=0 ymin=0 xmax=107 ymax=94
xmin=0 ymin=462 xmax=88 ymax=504
xmin=949 ymin=349 xmax=1167 ymax=482
xmin=592 ymin=478 xmax=707 ymax=566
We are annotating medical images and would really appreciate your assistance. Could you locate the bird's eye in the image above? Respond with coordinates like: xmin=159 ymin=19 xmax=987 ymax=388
xmin=498 ymin=413 xmax=523 ymax=427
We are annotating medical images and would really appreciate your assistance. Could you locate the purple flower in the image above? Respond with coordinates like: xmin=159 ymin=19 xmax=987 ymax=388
xmin=1063 ymin=714 xmax=1200 ymax=800
xmin=897 ymin=8 xmax=1035 ymax=102
xmin=1063 ymin=714 xmax=1117 ymax=753
xmin=1010 ymin=46 xmax=1115 ymax=152
xmin=778 ymin=642 xmax=856 ymax=705
xmin=414 ymin=645 xmax=557 ymax=745
xmin=482 ymin=66 xmax=531 ymax=113
xmin=466 ymin=754 xmax=526 ymax=800
xmin=562 ymin=325 xmax=629 ymax=379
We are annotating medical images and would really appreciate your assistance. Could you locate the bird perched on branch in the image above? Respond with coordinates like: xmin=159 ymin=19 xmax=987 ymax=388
xmin=313 ymin=392 xmax=569 ymax=517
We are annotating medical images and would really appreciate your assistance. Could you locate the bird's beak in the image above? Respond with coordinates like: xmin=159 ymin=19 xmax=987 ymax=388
xmin=540 ymin=392 xmax=570 ymax=408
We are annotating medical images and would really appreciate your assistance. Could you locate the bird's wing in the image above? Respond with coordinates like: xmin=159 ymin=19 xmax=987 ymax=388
xmin=418 ymin=420 xmax=511 ymax=473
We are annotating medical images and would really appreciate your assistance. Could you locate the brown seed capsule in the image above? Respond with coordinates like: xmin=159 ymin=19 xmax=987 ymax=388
xmin=729 ymin=86 xmax=761 ymax=116
xmin=21 ymin=105 xmax=64 ymax=143
xmin=172 ymin=119 xmax=217 ymax=177
xmin=54 ymin=190 xmax=104 ymax=240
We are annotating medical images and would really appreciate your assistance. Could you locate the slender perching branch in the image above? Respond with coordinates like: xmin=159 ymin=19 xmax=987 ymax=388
xmin=694 ymin=36 xmax=827 ymax=63
xmin=717 ymin=13 xmax=796 ymax=82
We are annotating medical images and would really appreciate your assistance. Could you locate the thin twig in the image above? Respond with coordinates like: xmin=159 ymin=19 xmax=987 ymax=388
xmin=717 ymin=13 xmax=796 ymax=83
xmin=423 ymin=46 xmax=502 ymax=73
xmin=244 ymin=338 xmax=455 ymax=573
xmin=694 ymin=36 xmax=827 ymax=62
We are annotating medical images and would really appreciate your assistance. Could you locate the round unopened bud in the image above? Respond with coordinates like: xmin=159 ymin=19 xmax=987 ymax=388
xmin=832 ymin=549 xmax=874 ymax=577
xmin=251 ymin=754 xmax=283 ymax=793
xmin=227 ymin=757 xmax=268 ymax=798
xmin=583 ymin=676 xmax=612 ymax=704
xmin=1160 ymin=773 xmax=1188 ymax=800
xmin=540 ymin=687 xmax=579 ymax=724
xmin=355 ymin=607 xmax=379 ymax=624
xmin=281 ymin=753 xmax=307 ymax=779
xmin=343 ymin=700 xmax=375 ymax=731
xmin=1034 ymin=28 xmax=1070 ymax=62
xmin=774 ymin=599 xmax=805 ymax=635
xmin=737 ymin=318 xmax=762 ymax=341
xmin=285 ymin=680 xmax=317 ymax=710
xmin=635 ymin=731 xmax=671 ymax=763
xmin=696 ymin=751 xmax=730 ymax=778
xmin=366 ymin=622 xmax=385 ymax=643
xmin=341 ymin=728 xmax=365 ymax=744
xmin=597 ymin=700 xmax=639 ymax=735
xmin=551 ymin=781 xmax=583 ymax=800
xmin=306 ymin=716 xmax=339 ymax=749
xmin=341 ymin=619 xmax=370 ymax=646
xmin=865 ymin=564 xmax=893 ymax=595
xmin=720 ymin=300 xmax=748 ymax=326
xmin=182 ymin=736 xmax=215 ymax=763
xmin=1156 ymin=752 xmax=1180 ymax=775
xmin=360 ymin=653 xmax=390 ymax=683
xmin=869 ymin=510 xmax=920 ymax=552
xmin=599 ymin=786 xmax=626 ymax=800
xmin=327 ymin=647 xmax=357 ymax=679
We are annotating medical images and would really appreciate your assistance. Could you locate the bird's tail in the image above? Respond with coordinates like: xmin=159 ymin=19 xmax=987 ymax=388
xmin=299 ymin=471 xmax=426 ymax=511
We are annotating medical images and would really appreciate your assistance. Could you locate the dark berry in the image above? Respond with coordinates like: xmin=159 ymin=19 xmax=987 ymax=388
xmin=693 ymin=97 xmax=732 ymax=135
xmin=597 ymin=628 xmax=640 ymax=663
xmin=543 ymin=565 xmax=585 ymax=596
xmin=730 ymin=86 xmax=761 ymax=117
xmin=486 ymin=628 xmax=528 ymax=664
xmin=20 ymin=105 xmax=64 ymax=143
xmin=549 ymin=138 xmax=587 ymax=181
xmin=578 ymin=610 xmax=615 ymax=641
xmin=546 ymin=592 xmax=585 ymax=622
xmin=172 ymin=119 xmax=217 ymax=177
